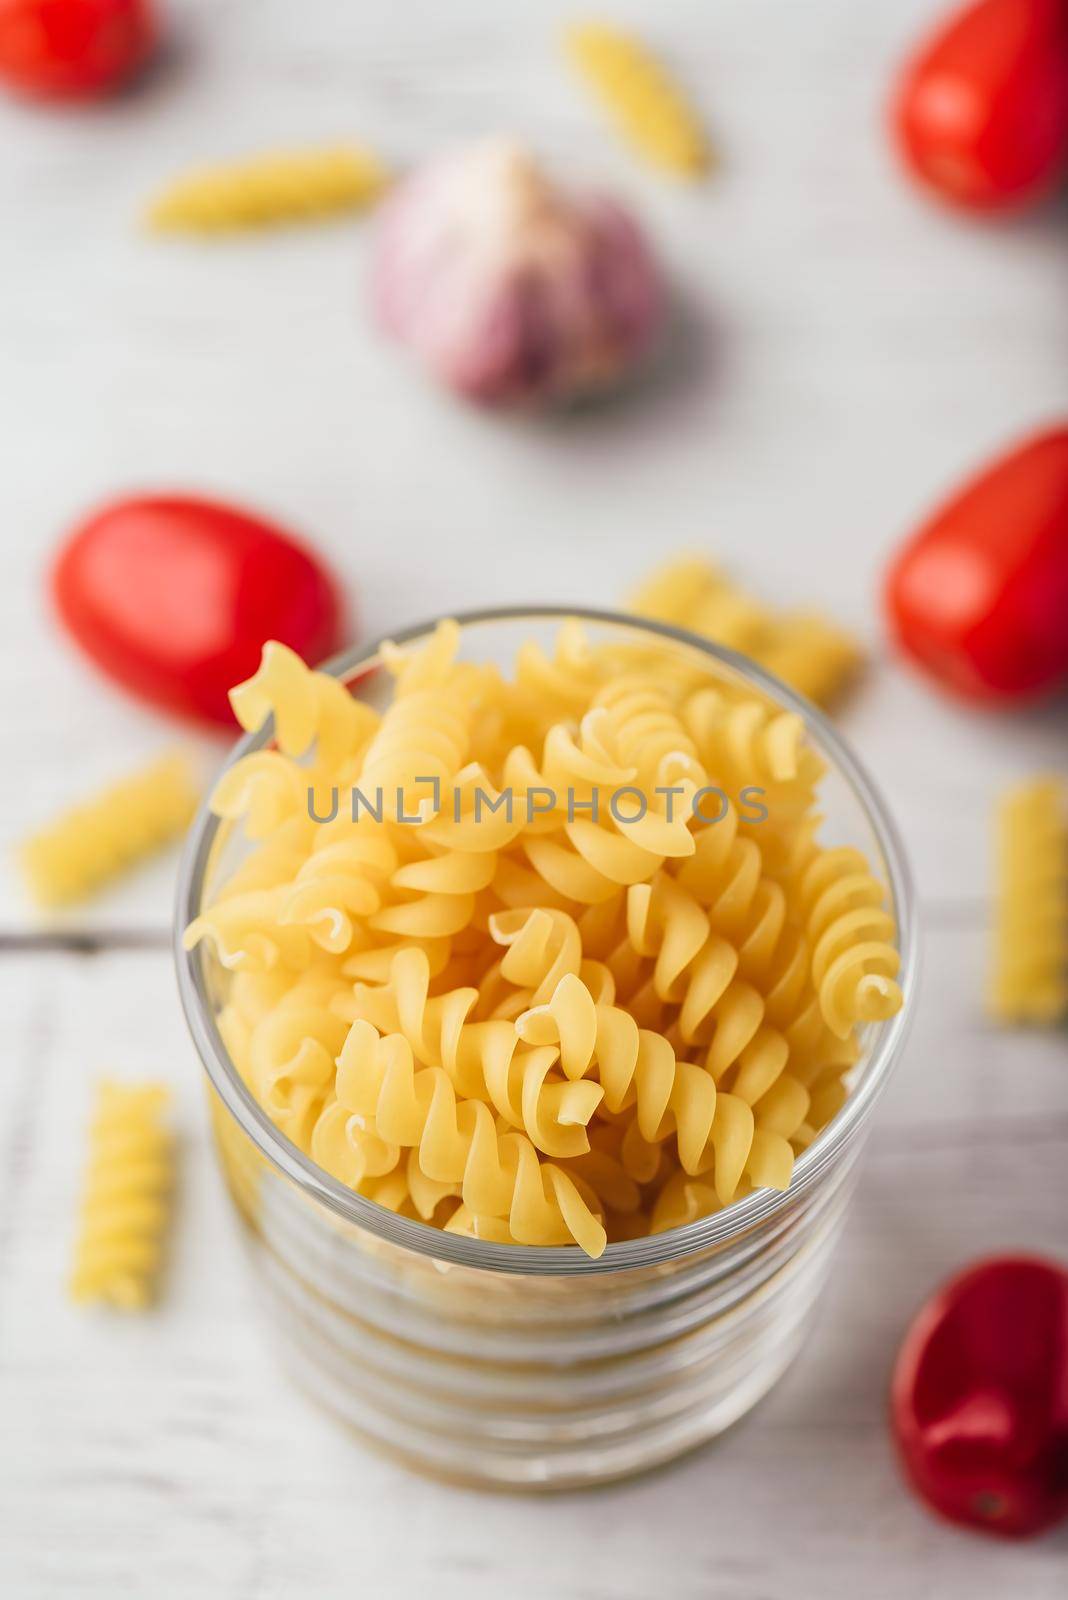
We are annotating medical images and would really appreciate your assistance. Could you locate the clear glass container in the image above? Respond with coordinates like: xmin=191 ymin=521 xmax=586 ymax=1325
xmin=175 ymin=608 xmax=917 ymax=1490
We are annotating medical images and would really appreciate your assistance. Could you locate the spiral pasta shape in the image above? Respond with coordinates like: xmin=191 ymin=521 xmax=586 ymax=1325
xmin=147 ymin=145 xmax=389 ymax=233
xmin=351 ymin=628 xmax=490 ymax=821
xmin=70 ymin=1082 xmax=173 ymax=1310
xmin=342 ymin=946 xmax=604 ymax=1156
xmin=204 ymin=822 xmax=308 ymax=912
xmin=230 ymin=640 xmax=380 ymax=775
xmin=501 ymin=725 xmax=677 ymax=903
xmin=209 ymin=751 xmax=309 ymax=841
xmin=414 ymin=762 xmax=526 ymax=854
xmin=335 ymin=1019 xmax=607 ymax=1254
xmin=487 ymin=906 xmax=584 ymax=1006
xmin=676 ymin=817 xmax=771 ymax=956
xmin=576 ymin=892 xmax=650 ymax=1006
xmin=628 ymin=555 xmax=864 ymax=709
xmin=512 ymin=619 xmax=609 ymax=728
xmin=794 ymin=847 xmax=903 ymax=1039
xmin=682 ymin=687 xmax=824 ymax=828
xmin=758 ymin=614 xmax=866 ymax=710
xmin=272 ymin=823 xmax=399 ymax=954
xmin=517 ymin=973 xmax=794 ymax=1202
xmin=669 ymin=809 xmax=833 ymax=1122
xmin=246 ymin=982 xmax=350 ymax=1148
xmin=666 ymin=846 xmax=826 ymax=1140
xmin=362 ymin=766 xmax=521 ymax=942
xmin=630 ymin=557 xmax=772 ymax=659
xmin=627 ymin=872 xmax=802 ymax=1127
xmin=626 ymin=873 xmax=737 ymax=1041
xmin=21 ymin=752 xmax=199 ymax=908
xmin=357 ymin=688 xmax=472 ymax=816
xmin=683 ymin=689 xmax=807 ymax=786
xmin=187 ymin=623 xmax=904 ymax=1254
xmin=589 ymin=676 xmax=704 ymax=790
xmin=184 ymin=886 xmax=316 ymax=973
xmin=565 ymin=24 xmax=709 ymax=177
xmin=990 ymin=777 xmax=1068 ymax=1024
xmin=310 ymin=1094 xmax=401 ymax=1192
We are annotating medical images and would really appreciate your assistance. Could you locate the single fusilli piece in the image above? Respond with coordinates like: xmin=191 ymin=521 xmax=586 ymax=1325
xmin=990 ymin=777 xmax=1068 ymax=1024
xmin=70 ymin=1082 xmax=173 ymax=1309
xmin=757 ymin=615 xmax=867 ymax=712
xmin=19 ymin=752 xmax=199 ymax=908
xmin=147 ymin=145 xmax=389 ymax=234
xmin=791 ymin=846 xmax=903 ymax=1040
xmin=228 ymin=640 xmax=379 ymax=775
xmin=627 ymin=556 xmax=864 ymax=709
xmin=565 ymin=24 xmax=709 ymax=177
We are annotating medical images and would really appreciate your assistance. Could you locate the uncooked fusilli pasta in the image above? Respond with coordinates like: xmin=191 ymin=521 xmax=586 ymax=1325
xmin=70 ymin=1082 xmax=173 ymax=1309
xmin=990 ymin=777 xmax=1068 ymax=1024
xmin=20 ymin=752 xmax=199 ymax=908
xmin=185 ymin=620 xmax=904 ymax=1255
xmin=147 ymin=146 xmax=388 ymax=233
xmin=628 ymin=556 xmax=864 ymax=709
xmin=565 ymin=24 xmax=709 ymax=177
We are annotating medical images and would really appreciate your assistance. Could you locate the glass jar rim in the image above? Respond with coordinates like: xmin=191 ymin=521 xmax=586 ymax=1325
xmin=174 ymin=604 xmax=917 ymax=1276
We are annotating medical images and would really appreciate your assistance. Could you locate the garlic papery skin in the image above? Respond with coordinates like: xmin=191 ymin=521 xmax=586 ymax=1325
xmin=371 ymin=140 xmax=664 ymax=406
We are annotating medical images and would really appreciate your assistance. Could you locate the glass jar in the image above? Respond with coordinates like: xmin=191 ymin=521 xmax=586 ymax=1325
xmin=175 ymin=608 xmax=917 ymax=1490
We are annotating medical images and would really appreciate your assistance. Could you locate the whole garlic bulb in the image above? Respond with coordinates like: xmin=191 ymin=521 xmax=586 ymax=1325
xmin=371 ymin=140 xmax=664 ymax=406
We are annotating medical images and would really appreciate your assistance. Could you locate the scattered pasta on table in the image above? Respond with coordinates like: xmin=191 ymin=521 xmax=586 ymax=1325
xmin=147 ymin=146 xmax=389 ymax=233
xmin=19 ymin=751 xmax=199 ymax=908
xmin=565 ymin=22 xmax=710 ymax=178
xmin=70 ymin=1081 xmax=174 ymax=1310
xmin=627 ymin=555 xmax=865 ymax=709
xmin=990 ymin=776 xmax=1068 ymax=1025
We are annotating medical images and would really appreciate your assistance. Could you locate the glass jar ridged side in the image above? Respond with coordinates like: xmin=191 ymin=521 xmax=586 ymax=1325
xmin=176 ymin=607 xmax=917 ymax=1491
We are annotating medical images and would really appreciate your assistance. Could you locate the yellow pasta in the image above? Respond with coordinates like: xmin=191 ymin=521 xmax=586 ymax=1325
xmin=565 ymin=23 xmax=709 ymax=177
xmin=185 ymin=623 xmax=904 ymax=1256
xmin=990 ymin=777 xmax=1068 ymax=1024
xmin=758 ymin=616 xmax=867 ymax=712
xmin=628 ymin=556 xmax=865 ymax=709
xmin=517 ymin=971 xmax=792 ymax=1196
xmin=147 ymin=145 xmax=389 ymax=233
xmin=793 ymin=846 xmax=903 ymax=1040
xmin=20 ymin=752 xmax=199 ymax=908
xmin=70 ymin=1082 xmax=173 ymax=1309
xmin=328 ymin=1016 xmax=607 ymax=1254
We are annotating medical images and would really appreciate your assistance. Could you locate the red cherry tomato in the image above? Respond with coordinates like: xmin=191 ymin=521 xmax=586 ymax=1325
xmin=884 ymin=426 xmax=1068 ymax=703
xmin=52 ymin=494 xmax=346 ymax=727
xmin=892 ymin=1256 xmax=1068 ymax=1538
xmin=891 ymin=0 xmax=1068 ymax=212
xmin=0 ymin=0 xmax=155 ymax=100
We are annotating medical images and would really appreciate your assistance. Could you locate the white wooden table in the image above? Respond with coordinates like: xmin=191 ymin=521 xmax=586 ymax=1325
xmin=1 ymin=2 xmax=1066 ymax=1595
